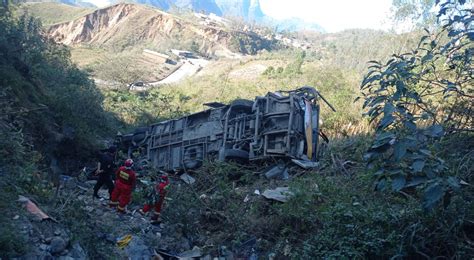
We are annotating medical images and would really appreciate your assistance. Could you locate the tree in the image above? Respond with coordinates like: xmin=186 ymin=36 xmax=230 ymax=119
xmin=361 ymin=0 xmax=473 ymax=209
xmin=391 ymin=0 xmax=437 ymax=28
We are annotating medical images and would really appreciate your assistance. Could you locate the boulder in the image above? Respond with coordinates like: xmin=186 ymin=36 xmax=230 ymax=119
xmin=50 ymin=237 xmax=67 ymax=254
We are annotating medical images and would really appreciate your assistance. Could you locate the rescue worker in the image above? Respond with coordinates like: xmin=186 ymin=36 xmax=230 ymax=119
xmin=93 ymin=145 xmax=116 ymax=199
xmin=109 ymin=159 xmax=136 ymax=213
xmin=139 ymin=172 xmax=170 ymax=223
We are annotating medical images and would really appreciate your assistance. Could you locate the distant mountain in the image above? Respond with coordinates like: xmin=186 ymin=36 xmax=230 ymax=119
xmin=214 ymin=0 xmax=264 ymax=21
xmin=20 ymin=0 xmax=324 ymax=31
xmin=272 ymin=17 xmax=325 ymax=33
xmin=136 ymin=0 xmax=265 ymax=21
xmin=47 ymin=0 xmax=267 ymax=21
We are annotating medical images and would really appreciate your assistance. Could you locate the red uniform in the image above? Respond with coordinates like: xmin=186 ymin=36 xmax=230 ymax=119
xmin=110 ymin=166 xmax=136 ymax=212
xmin=142 ymin=176 xmax=169 ymax=220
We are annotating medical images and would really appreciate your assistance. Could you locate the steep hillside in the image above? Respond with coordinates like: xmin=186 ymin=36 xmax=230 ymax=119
xmin=17 ymin=2 xmax=94 ymax=26
xmin=47 ymin=3 xmax=276 ymax=55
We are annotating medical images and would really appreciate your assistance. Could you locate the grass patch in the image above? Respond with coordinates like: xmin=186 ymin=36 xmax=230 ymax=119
xmin=17 ymin=2 xmax=94 ymax=26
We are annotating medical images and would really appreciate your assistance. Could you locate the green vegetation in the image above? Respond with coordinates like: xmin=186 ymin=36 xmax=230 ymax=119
xmin=156 ymin=1 xmax=473 ymax=258
xmin=165 ymin=136 xmax=472 ymax=258
xmin=17 ymin=2 xmax=93 ymax=26
xmin=0 ymin=4 xmax=118 ymax=257
xmin=1 ymin=0 xmax=472 ymax=258
xmin=361 ymin=0 xmax=473 ymax=209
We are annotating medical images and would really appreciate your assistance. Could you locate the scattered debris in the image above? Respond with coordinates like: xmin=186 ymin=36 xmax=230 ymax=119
xmin=117 ymin=234 xmax=133 ymax=250
xmin=262 ymin=187 xmax=294 ymax=202
xmin=13 ymin=215 xmax=20 ymax=220
xmin=235 ymin=237 xmax=257 ymax=259
xmin=157 ymin=250 xmax=179 ymax=259
xmin=292 ymin=159 xmax=319 ymax=169
xmin=264 ymin=164 xmax=289 ymax=180
xmin=180 ymin=173 xmax=196 ymax=185
xmin=18 ymin=195 xmax=52 ymax=221
xmin=254 ymin=190 xmax=260 ymax=195
xmin=60 ymin=174 xmax=77 ymax=189
xmin=84 ymin=206 xmax=94 ymax=212
xmin=243 ymin=194 xmax=250 ymax=203
xmin=124 ymin=236 xmax=154 ymax=258
xmin=178 ymin=246 xmax=202 ymax=258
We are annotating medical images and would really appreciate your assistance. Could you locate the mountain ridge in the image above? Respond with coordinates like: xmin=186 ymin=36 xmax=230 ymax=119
xmin=21 ymin=0 xmax=325 ymax=32
xmin=47 ymin=3 xmax=277 ymax=56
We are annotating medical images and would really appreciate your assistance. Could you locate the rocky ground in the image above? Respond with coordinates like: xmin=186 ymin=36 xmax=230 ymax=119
xmin=11 ymin=159 xmax=302 ymax=259
xmin=13 ymin=175 xmax=218 ymax=259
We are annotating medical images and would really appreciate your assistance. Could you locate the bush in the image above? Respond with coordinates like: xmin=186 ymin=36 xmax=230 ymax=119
xmin=360 ymin=0 xmax=473 ymax=209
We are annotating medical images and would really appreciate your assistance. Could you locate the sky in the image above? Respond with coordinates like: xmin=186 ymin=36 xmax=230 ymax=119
xmin=259 ymin=0 xmax=393 ymax=32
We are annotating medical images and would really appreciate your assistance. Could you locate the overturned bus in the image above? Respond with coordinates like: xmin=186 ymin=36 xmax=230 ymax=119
xmin=117 ymin=86 xmax=335 ymax=171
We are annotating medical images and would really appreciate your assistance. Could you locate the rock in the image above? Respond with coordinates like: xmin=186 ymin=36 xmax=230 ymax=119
xmin=60 ymin=249 xmax=69 ymax=256
xmin=12 ymin=215 xmax=19 ymax=220
xmin=45 ymin=237 xmax=53 ymax=243
xmin=178 ymin=237 xmax=191 ymax=251
xmin=39 ymin=244 xmax=50 ymax=251
xmin=262 ymin=187 xmax=294 ymax=202
xmin=220 ymin=246 xmax=234 ymax=260
xmin=60 ymin=175 xmax=77 ymax=189
xmin=156 ymin=232 xmax=162 ymax=239
xmin=84 ymin=206 xmax=94 ymax=212
xmin=180 ymin=173 xmax=196 ymax=184
xmin=201 ymin=255 xmax=212 ymax=260
xmin=268 ymin=253 xmax=276 ymax=260
xmin=124 ymin=236 xmax=153 ymax=259
xmin=22 ymin=251 xmax=53 ymax=258
xmin=178 ymin=246 xmax=202 ymax=258
xmin=264 ymin=164 xmax=289 ymax=180
xmin=85 ymin=180 xmax=96 ymax=186
xmin=105 ymin=234 xmax=116 ymax=243
xmin=54 ymin=230 xmax=62 ymax=236
xmin=50 ymin=237 xmax=67 ymax=254
xmin=68 ymin=242 xmax=87 ymax=259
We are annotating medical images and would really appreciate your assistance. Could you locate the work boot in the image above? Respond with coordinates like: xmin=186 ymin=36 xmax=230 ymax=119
xmin=150 ymin=213 xmax=161 ymax=225
xmin=117 ymin=206 xmax=127 ymax=214
xmin=109 ymin=201 xmax=118 ymax=208
xmin=150 ymin=218 xmax=162 ymax=225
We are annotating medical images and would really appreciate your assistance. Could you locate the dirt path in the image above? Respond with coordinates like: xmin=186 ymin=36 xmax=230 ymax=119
xmin=151 ymin=57 xmax=209 ymax=85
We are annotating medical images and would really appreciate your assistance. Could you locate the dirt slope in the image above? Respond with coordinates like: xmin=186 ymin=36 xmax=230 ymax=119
xmin=47 ymin=3 xmax=275 ymax=56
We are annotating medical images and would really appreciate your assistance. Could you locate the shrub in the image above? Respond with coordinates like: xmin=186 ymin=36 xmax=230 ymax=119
xmin=360 ymin=0 xmax=473 ymax=209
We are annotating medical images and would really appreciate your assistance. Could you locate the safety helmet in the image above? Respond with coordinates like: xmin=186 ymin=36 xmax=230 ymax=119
xmin=124 ymin=159 xmax=134 ymax=169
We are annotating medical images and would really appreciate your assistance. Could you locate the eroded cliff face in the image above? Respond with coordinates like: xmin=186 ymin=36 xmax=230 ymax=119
xmin=48 ymin=4 xmax=176 ymax=45
xmin=47 ymin=3 xmax=275 ymax=55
